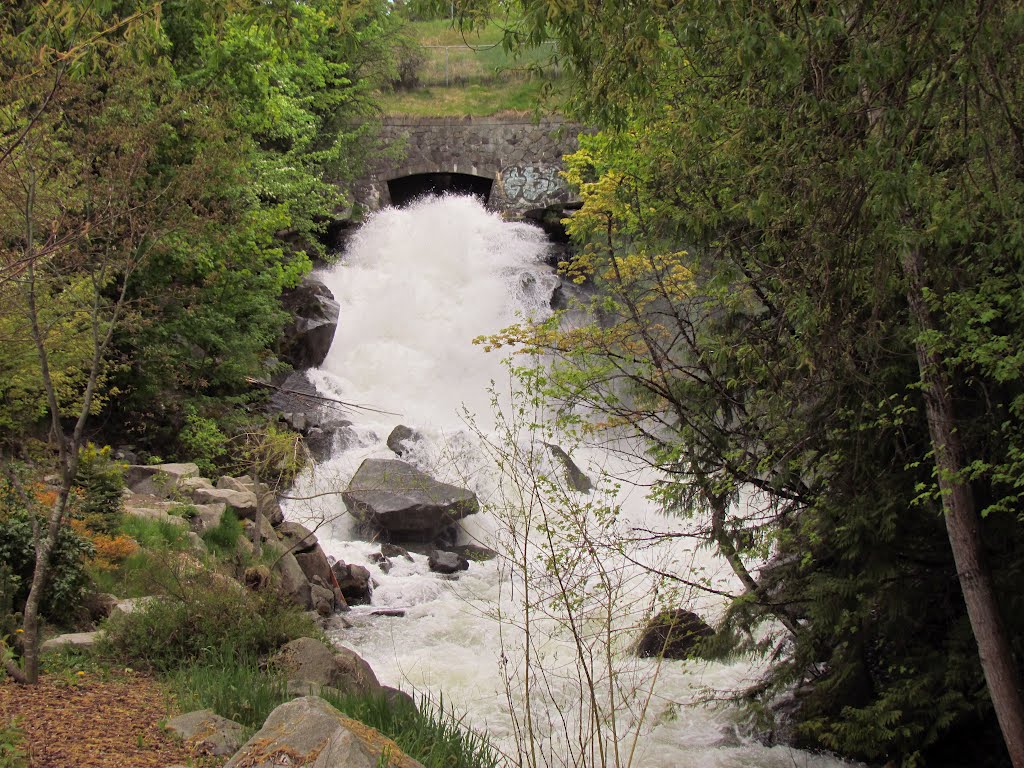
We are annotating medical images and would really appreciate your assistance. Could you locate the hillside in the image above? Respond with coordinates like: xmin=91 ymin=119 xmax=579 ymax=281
xmin=377 ymin=18 xmax=565 ymax=116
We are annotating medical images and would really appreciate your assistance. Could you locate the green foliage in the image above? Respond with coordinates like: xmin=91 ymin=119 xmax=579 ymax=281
xmin=72 ymin=444 xmax=126 ymax=534
xmin=170 ymin=649 xmax=501 ymax=768
xmin=91 ymin=514 xmax=192 ymax=599
xmin=0 ymin=0 xmax=397 ymax=449
xmin=168 ymin=648 xmax=288 ymax=731
xmin=118 ymin=515 xmax=189 ymax=552
xmin=0 ymin=481 xmax=92 ymax=627
xmin=99 ymin=568 xmax=319 ymax=672
xmin=236 ymin=422 xmax=305 ymax=489
xmin=0 ymin=720 xmax=27 ymax=768
xmin=472 ymin=0 xmax=1024 ymax=763
xmin=200 ymin=508 xmax=244 ymax=556
xmin=319 ymin=689 xmax=501 ymax=768
xmin=178 ymin=407 xmax=228 ymax=478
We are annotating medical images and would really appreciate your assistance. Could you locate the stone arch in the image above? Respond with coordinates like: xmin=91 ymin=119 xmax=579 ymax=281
xmin=386 ymin=171 xmax=494 ymax=208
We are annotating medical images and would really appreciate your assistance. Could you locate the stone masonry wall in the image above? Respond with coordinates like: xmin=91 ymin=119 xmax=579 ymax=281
xmin=351 ymin=116 xmax=581 ymax=215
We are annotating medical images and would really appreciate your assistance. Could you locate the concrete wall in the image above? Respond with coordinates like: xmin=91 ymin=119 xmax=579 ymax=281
xmin=351 ymin=116 xmax=581 ymax=215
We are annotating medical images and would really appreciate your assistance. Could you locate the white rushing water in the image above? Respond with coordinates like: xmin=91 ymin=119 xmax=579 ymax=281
xmin=283 ymin=196 xmax=854 ymax=768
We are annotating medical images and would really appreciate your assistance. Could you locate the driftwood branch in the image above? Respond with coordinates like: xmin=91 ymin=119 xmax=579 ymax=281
xmin=244 ymin=376 xmax=400 ymax=417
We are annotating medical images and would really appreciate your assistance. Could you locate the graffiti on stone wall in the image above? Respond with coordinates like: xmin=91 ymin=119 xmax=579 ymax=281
xmin=499 ymin=165 xmax=565 ymax=205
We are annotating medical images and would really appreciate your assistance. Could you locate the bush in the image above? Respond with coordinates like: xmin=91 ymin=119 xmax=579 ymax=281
xmin=72 ymin=444 xmax=125 ymax=534
xmin=69 ymin=520 xmax=138 ymax=572
xmin=178 ymin=406 xmax=228 ymax=477
xmin=0 ymin=720 xmax=27 ymax=768
xmin=99 ymin=568 xmax=318 ymax=672
xmin=0 ymin=481 xmax=93 ymax=626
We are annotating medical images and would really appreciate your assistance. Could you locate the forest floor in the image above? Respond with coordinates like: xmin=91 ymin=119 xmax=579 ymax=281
xmin=0 ymin=670 xmax=224 ymax=768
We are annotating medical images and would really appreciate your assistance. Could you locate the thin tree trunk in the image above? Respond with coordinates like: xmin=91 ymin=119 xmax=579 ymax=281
xmin=902 ymin=247 xmax=1024 ymax=766
xmin=704 ymin=486 xmax=801 ymax=638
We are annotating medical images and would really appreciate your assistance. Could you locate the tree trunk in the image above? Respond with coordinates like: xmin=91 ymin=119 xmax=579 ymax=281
xmin=902 ymin=247 xmax=1024 ymax=766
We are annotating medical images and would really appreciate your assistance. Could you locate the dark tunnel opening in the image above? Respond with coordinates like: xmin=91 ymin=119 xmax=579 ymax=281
xmin=387 ymin=172 xmax=493 ymax=208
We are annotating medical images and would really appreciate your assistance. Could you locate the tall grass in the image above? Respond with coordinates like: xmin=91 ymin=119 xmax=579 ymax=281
xmin=169 ymin=651 xmax=503 ymax=768
xmin=119 ymin=515 xmax=189 ymax=550
xmin=168 ymin=648 xmax=288 ymax=732
xmin=200 ymin=508 xmax=244 ymax=556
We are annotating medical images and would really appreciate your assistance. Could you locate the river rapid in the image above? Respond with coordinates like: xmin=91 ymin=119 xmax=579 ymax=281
xmin=282 ymin=195 xmax=857 ymax=768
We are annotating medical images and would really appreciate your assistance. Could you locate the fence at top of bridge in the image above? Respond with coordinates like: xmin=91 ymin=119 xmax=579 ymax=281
xmin=394 ymin=40 xmax=561 ymax=89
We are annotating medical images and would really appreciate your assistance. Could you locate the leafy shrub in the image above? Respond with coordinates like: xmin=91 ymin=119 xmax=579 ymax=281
xmin=178 ymin=406 xmax=228 ymax=477
xmin=0 ymin=481 xmax=93 ymax=626
xmin=69 ymin=519 xmax=138 ymax=572
xmin=0 ymin=719 xmax=27 ymax=768
xmin=99 ymin=568 xmax=318 ymax=671
xmin=72 ymin=444 xmax=125 ymax=534
xmin=201 ymin=508 xmax=244 ymax=555
xmin=237 ymin=422 xmax=305 ymax=488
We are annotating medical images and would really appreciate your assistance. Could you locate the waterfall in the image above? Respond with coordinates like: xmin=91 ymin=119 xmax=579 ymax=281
xmin=283 ymin=195 xmax=856 ymax=768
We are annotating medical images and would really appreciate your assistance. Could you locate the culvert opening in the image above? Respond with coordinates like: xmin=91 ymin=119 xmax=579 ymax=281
xmin=387 ymin=172 xmax=493 ymax=207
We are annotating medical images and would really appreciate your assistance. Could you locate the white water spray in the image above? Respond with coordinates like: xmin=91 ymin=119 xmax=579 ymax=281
xmin=284 ymin=196 xmax=855 ymax=768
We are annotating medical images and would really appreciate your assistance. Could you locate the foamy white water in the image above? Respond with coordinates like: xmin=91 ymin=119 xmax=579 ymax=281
xmin=283 ymin=196 xmax=855 ymax=768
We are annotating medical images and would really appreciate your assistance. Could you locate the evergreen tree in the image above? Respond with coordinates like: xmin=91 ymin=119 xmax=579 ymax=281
xmin=474 ymin=1 xmax=1024 ymax=763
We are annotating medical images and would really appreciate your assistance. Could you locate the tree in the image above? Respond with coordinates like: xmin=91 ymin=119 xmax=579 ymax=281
xmin=473 ymin=0 xmax=1024 ymax=763
xmin=0 ymin=1 xmax=178 ymax=682
xmin=0 ymin=0 xmax=398 ymax=682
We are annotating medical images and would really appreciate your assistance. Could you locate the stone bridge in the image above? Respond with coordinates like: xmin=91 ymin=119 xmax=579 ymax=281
xmin=350 ymin=116 xmax=581 ymax=217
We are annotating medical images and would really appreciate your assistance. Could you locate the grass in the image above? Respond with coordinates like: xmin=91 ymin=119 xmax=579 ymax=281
xmin=200 ymin=508 xmax=244 ymax=556
xmin=89 ymin=515 xmax=190 ymax=597
xmin=91 ymin=510 xmax=268 ymax=599
xmin=402 ymin=18 xmax=507 ymax=47
xmin=119 ymin=515 xmax=189 ymax=550
xmin=169 ymin=651 xmax=502 ymax=768
xmin=383 ymin=17 xmax=565 ymax=116
xmin=168 ymin=649 xmax=287 ymax=733
xmin=378 ymin=81 xmax=559 ymax=118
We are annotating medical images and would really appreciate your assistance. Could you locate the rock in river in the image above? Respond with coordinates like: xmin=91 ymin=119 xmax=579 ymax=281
xmin=341 ymin=459 xmax=478 ymax=542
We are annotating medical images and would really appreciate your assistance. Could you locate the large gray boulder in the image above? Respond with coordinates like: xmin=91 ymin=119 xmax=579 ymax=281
xmin=277 ymin=521 xmax=319 ymax=553
xmin=342 ymin=459 xmax=479 ymax=541
xmin=125 ymin=463 xmax=201 ymax=497
xmin=279 ymin=274 xmax=340 ymax=370
xmin=40 ymin=632 xmax=98 ymax=653
xmin=275 ymin=550 xmax=313 ymax=609
xmin=165 ymin=709 xmax=246 ymax=757
xmin=270 ymin=638 xmax=380 ymax=697
xmin=188 ymin=502 xmax=229 ymax=533
xmin=191 ymin=486 xmax=259 ymax=518
xmin=224 ymin=696 xmax=424 ymax=768
xmin=296 ymin=546 xmax=335 ymax=587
